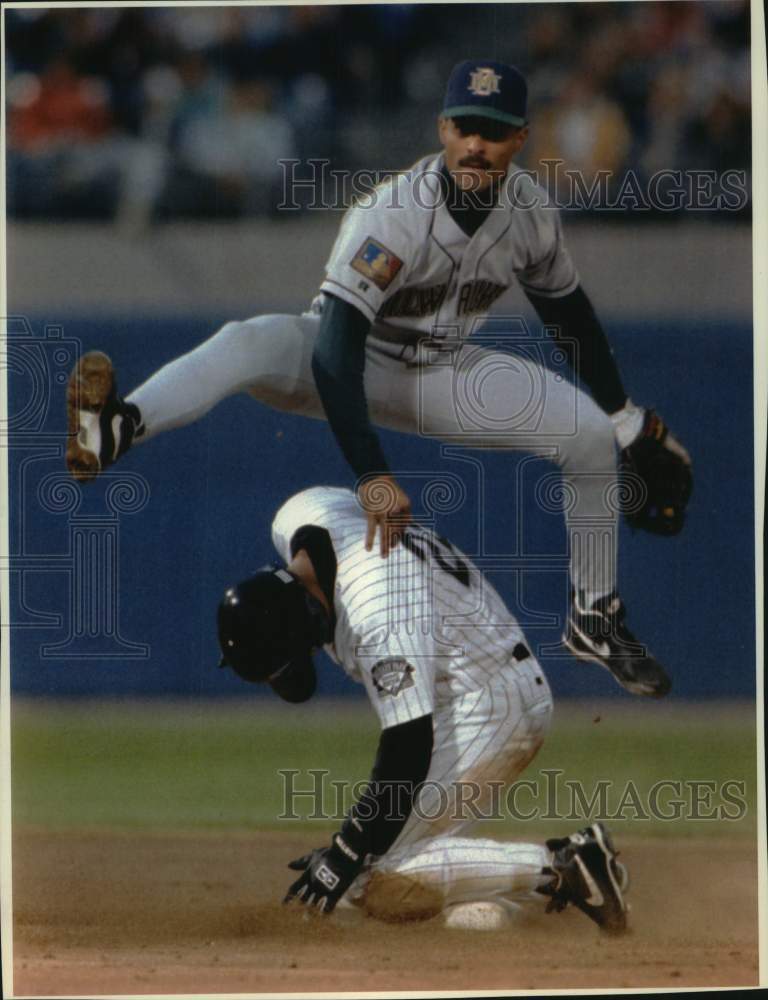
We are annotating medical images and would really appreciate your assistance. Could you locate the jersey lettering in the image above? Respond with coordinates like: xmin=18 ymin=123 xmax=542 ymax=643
xmin=457 ymin=279 xmax=508 ymax=316
xmin=379 ymin=282 xmax=449 ymax=319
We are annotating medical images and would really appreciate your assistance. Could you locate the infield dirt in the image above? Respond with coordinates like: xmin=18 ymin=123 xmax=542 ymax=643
xmin=11 ymin=827 xmax=759 ymax=994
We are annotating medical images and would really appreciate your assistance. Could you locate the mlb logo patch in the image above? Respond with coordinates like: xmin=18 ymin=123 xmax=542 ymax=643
xmin=351 ymin=237 xmax=403 ymax=291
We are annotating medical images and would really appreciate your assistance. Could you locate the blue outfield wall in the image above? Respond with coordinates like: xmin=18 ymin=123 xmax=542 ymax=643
xmin=7 ymin=313 xmax=755 ymax=700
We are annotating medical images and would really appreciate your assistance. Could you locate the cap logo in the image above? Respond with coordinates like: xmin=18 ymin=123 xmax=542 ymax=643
xmin=468 ymin=67 xmax=502 ymax=97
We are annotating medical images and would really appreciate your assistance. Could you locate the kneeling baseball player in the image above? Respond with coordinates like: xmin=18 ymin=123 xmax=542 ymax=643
xmin=217 ymin=485 xmax=629 ymax=933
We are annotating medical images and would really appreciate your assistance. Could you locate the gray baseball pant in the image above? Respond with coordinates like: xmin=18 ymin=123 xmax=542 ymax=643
xmin=127 ymin=312 xmax=619 ymax=598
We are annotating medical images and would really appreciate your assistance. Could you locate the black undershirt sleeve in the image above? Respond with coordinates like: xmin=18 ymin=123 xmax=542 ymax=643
xmin=311 ymin=293 xmax=390 ymax=478
xmin=269 ymin=525 xmax=337 ymax=704
xmin=289 ymin=525 xmax=337 ymax=615
xmin=350 ymin=713 xmax=434 ymax=858
xmin=284 ymin=521 xmax=433 ymax=855
xmin=525 ymin=285 xmax=628 ymax=415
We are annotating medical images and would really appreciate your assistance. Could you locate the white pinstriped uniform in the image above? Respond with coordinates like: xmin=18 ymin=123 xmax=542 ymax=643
xmin=272 ymin=485 xmax=555 ymax=913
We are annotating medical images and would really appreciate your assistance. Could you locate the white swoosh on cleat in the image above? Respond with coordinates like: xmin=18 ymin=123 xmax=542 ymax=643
xmin=593 ymin=823 xmax=627 ymax=907
xmin=574 ymin=854 xmax=604 ymax=907
xmin=571 ymin=622 xmax=611 ymax=659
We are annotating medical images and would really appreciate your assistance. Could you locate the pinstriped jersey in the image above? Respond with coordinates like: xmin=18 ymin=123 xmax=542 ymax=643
xmin=317 ymin=153 xmax=578 ymax=358
xmin=271 ymin=486 xmax=530 ymax=730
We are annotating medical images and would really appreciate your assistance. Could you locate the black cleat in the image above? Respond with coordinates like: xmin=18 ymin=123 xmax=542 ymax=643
xmin=66 ymin=352 xmax=142 ymax=482
xmin=564 ymin=591 xmax=671 ymax=698
xmin=537 ymin=822 xmax=629 ymax=935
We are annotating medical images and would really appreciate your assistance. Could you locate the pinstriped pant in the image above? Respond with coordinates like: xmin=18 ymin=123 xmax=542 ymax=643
xmin=393 ymin=656 xmax=553 ymax=847
xmin=349 ymin=655 xmax=555 ymax=915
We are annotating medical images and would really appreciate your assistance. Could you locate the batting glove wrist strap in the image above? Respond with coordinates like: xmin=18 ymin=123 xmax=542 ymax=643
xmin=284 ymin=828 xmax=367 ymax=914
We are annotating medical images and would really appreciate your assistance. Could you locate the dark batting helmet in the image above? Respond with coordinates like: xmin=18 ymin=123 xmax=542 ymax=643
xmin=217 ymin=566 xmax=330 ymax=701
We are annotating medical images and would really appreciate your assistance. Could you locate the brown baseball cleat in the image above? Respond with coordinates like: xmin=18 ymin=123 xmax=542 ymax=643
xmin=66 ymin=351 xmax=142 ymax=481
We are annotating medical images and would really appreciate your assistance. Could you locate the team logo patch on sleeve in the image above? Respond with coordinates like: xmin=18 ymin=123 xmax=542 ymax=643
xmin=371 ymin=657 xmax=414 ymax=697
xmin=351 ymin=238 xmax=403 ymax=291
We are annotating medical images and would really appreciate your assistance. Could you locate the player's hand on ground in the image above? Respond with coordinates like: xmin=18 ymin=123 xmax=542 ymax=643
xmin=358 ymin=475 xmax=412 ymax=558
xmin=284 ymin=841 xmax=362 ymax=915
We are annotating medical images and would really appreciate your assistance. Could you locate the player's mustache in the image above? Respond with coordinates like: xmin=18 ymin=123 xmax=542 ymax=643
xmin=458 ymin=155 xmax=492 ymax=170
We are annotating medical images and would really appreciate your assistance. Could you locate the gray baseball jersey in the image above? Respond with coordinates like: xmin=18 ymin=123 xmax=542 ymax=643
xmin=271 ymin=485 xmax=532 ymax=731
xmin=318 ymin=153 xmax=578 ymax=357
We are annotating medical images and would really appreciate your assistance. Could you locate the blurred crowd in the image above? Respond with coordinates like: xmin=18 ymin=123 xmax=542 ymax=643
xmin=519 ymin=0 xmax=751 ymax=209
xmin=6 ymin=2 xmax=751 ymax=227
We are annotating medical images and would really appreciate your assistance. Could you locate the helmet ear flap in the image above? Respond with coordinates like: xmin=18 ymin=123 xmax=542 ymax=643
xmin=268 ymin=657 xmax=317 ymax=703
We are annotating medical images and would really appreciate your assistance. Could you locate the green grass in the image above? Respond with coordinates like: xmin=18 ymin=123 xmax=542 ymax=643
xmin=11 ymin=697 xmax=758 ymax=840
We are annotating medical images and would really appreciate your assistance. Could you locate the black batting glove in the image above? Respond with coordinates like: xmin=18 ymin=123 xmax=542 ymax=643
xmin=284 ymin=821 xmax=367 ymax=914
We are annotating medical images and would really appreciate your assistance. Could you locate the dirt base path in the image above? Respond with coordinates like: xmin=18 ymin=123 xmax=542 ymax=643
xmin=11 ymin=827 xmax=759 ymax=994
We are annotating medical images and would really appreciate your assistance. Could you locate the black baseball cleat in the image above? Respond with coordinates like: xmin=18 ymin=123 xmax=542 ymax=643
xmin=563 ymin=591 xmax=672 ymax=698
xmin=536 ymin=822 xmax=629 ymax=935
xmin=66 ymin=351 xmax=143 ymax=482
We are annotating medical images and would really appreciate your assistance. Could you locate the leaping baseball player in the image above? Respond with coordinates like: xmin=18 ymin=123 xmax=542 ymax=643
xmin=66 ymin=59 xmax=692 ymax=699
xmin=217 ymin=485 xmax=629 ymax=932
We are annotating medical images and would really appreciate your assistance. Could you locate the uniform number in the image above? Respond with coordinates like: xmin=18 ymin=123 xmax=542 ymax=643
xmin=401 ymin=528 xmax=471 ymax=588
